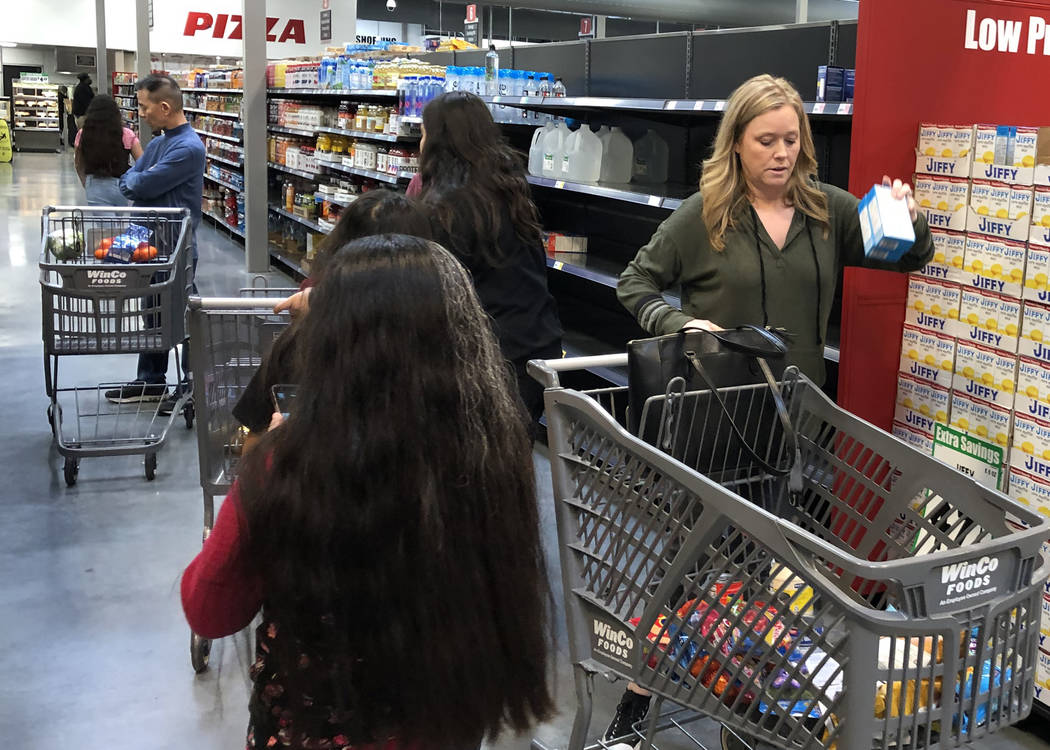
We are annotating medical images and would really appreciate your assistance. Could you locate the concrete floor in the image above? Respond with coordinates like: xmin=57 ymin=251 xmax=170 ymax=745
xmin=1 ymin=152 xmax=1047 ymax=749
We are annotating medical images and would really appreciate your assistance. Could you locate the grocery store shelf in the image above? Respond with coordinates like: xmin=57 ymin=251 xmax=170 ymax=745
xmin=526 ymin=175 xmax=694 ymax=210
xmin=114 ymin=82 xmax=135 ymax=88
xmin=268 ymin=162 xmax=321 ymax=180
xmin=183 ymin=87 xmax=243 ymax=93
xmin=203 ymin=211 xmax=245 ymax=239
xmin=268 ymin=88 xmax=396 ymax=98
xmin=204 ymin=174 xmax=244 ymax=193
xmin=13 ymin=94 xmax=57 ymax=100
xmin=14 ymin=126 xmax=60 ymax=131
xmin=269 ymin=245 xmax=308 ymax=279
xmin=119 ymin=106 xmax=137 ymax=113
xmin=560 ymin=329 xmax=628 ymax=387
xmin=184 ymin=106 xmax=241 ymax=119
xmin=320 ymin=159 xmax=411 ymax=184
xmin=484 ymin=95 xmax=852 ymax=118
xmin=269 ymin=204 xmax=325 ymax=233
xmin=268 ymin=124 xmax=316 ymax=138
xmin=18 ymin=115 xmax=59 ymax=120
xmin=402 ymin=115 xmax=422 ymax=125
xmin=192 ymin=127 xmax=242 ymax=145
xmin=546 ymin=253 xmax=621 ymax=289
xmin=206 ymin=153 xmax=243 ymax=168
xmin=316 ymin=126 xmax=419 ymax=142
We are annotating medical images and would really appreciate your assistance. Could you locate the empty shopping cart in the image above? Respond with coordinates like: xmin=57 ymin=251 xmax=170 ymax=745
xmin=186 ymin=293 xmax=293 ymax=672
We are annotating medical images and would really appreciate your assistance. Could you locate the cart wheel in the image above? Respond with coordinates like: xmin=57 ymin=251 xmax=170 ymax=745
xmin=720 ymin=725 xmax=754 ymax=750
xmin=190 ymin=632 xmax=211 ymax=673
xmin=183 ymin=402 xmax=194 ymax=429
xmin=63 ymin=457 xmax=79 ymax=487
xmin=144 ymin=453 xmax=157 ymax=481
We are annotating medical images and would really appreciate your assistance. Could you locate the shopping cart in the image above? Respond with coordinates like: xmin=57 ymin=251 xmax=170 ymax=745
xmin=186 ymin=293 xmax=294 ymax=672
xmin=529 ymin=353 xmax=1050 ymax=750
xmin=40 ymin=206 xmax=194 ymax=486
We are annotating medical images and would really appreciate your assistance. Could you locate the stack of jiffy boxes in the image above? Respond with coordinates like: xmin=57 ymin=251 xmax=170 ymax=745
xmin=894 ymin=123 xmax=1050 ymax=699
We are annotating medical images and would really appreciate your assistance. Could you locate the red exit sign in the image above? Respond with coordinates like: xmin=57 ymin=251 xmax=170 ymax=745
xmin=183 ymin=11 xmax=306 ymax=43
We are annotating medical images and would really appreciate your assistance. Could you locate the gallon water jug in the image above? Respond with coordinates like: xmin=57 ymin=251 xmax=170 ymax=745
xmin=600 ymin=127 xmax=634 ymax=183
xmin=563 ymin=126 xmax=603 ymax=183
xmin=541 ymin=121 xmax=571 ymax=178
xmin=529 ymin=123 xmax=554 ymax=176
xmin=632 ymin=129 xmax=669 ymax=184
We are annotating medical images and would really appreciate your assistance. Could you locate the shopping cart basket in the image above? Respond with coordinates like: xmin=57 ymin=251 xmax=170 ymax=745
xmin=40 ymin=206 xmax=194 ymax=486
xmin=186 ymin=294 xmax=293 ymax=672
xmin=529 ymin=353 xmax=1050 ymax=750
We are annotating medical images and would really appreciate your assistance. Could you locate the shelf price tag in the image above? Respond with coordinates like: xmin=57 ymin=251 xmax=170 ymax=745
xmin=693 ymin=100 xmax=706 ymax=111
xmin=553 ymin=261 xmax=565 ymax=270
xmin=714 ymin=101 xmax=726 ymax=111
xmin=811 ymin=102 xmax=826 ymax=114
xmin=666 ymin=100 xmax=681 ymax=110
xmin=554 ymin=180 xmax=565 ymax=189
xmin=647 ymin=195 xmax=662 ymax=207
xmin=837 ymin=102 xmax=852 ymax=115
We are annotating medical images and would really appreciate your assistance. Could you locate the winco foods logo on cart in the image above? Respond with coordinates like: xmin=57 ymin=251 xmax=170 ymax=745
xmin=84 ymin=269 xmax=130 ymax=288
xmin=932 ymin=555 xmax=1008 ymax=609
xmin=592 ymin=619 xmax=634 ymax=668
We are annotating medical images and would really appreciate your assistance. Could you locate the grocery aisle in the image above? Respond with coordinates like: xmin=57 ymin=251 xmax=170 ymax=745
xmin=1 ymin=152 xmax=1047 ymax=750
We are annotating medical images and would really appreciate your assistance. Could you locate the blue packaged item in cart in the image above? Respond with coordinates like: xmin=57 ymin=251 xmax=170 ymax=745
xmin=104 ymin=223 xmax=153 ymax=263
xmin=957 ymin=659 xmax=1010 ymax=730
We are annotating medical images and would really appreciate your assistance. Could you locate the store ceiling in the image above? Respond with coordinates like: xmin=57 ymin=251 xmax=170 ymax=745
xmin=453 ymin=0 xmax=859 ymax=26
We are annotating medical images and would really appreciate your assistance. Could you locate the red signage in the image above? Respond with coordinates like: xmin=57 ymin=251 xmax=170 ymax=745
xmin=580 ymin=16 xmax=593 ymax=36
xmin=183 ymin=11 xmax=306 ymax=44
xmin=466 ymin=4 xmax=477 ymax=23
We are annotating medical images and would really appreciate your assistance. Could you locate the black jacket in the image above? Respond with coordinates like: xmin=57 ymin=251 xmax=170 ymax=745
xmin=72 ymin=82 xmax=94 ymax=117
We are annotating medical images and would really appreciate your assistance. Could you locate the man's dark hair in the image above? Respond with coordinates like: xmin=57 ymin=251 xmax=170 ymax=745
xmin=135 ymin=74 xmax=183 ymax=112
xmin=77 ymin=72 xmax=90 ymax=83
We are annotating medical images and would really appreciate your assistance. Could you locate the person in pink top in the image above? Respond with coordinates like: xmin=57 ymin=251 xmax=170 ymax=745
xmin=74 ymin=94 xmax=143 ymax=206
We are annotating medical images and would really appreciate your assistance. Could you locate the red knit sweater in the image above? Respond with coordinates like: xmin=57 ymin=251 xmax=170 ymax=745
xmin=181 ymin=484 xmax=264 ymax=639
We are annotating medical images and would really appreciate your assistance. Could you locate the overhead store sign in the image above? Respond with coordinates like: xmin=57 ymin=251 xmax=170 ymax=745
xmin=183 ymin=12 xmax=307 ymax=44
xmin=964 ymin=8 xmax=1050 ymax=55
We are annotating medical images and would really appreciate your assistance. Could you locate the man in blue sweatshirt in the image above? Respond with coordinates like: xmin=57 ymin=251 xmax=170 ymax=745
xmin=105 ymin=74 xmax=205 ymax=406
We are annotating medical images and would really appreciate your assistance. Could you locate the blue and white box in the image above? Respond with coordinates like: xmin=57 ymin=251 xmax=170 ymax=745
xmin=859 ymin=184 xmax=916 ymax=262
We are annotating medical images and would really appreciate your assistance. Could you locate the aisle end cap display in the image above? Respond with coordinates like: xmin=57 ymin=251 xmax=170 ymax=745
xmin=1009 ymin=413 xmax=1050 ymax=478
xmin=900 ymin=324 xmax=956 ymax=387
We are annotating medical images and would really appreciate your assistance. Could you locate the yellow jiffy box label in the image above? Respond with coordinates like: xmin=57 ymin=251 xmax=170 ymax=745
xmin=906 ymin=277 xmax=960 ymax=334
xmin=1037 ymin=647 xmax=1050 ymax=688
xmin=1008 ymin=469 xmax=1050 ymax=519
xmin=920 ymin=230 xmax=965 ymax=282
xmin=1024 ymin=245 xmax=1050 ymax=303
xmin=1019 ymin=301 xmax=1050 ymax=364
xmin=1030 ymin=187 xmax=1050 ymax=247
xmin=961 ymin=233 xmax=1026 ymax=298
xmin=1014 ymin=126 xmax=1038 ymax=169
xmin=1016 ymin=357 xmax=1050 ymax=422
xmin=1012 ymin=186 xmax=1033 ymax=220
xmin=900 ymin=324 xmax=955 ymax=387
xmin=1010 ymin=413 xmax=1050 ymax=479
xmin=952 ymin=341 xmax=1017 ymax=409
xmin=915 ymin=175 xmax=968 ymax=230
xmin=955 ymin=288 xmax=1020 ymax=353
xmin=970 ymin=179 xmax=1012 ymax=219
xmin=950 ymin=392 xmax=1011 ymax=446
xmin=895 ymin=373 xmax=950 ymax=434
xmin=892 ymin=421 xmax=934 ymax=453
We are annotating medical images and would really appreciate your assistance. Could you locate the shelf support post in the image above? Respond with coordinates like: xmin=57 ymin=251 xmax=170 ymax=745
xmin=242 ymin=0 xmax=268 ymax=272
xmin=134 ymin=0 xmax=151 ymax=148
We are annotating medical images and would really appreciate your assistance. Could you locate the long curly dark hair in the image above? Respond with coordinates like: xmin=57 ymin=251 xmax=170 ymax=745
xmin=419 ymin=91 xmax=543 ymax=266
xmin=237 ymin=235 xmax=554 ymax=746
xmin=78 ymin=94 xmax=130 ymax=178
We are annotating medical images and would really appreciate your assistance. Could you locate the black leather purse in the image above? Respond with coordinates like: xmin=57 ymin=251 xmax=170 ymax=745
xmin=626 ymin=326 xmax=801 ymax=490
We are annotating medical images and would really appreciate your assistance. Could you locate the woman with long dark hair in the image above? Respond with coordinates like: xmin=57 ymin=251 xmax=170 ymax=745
xmin=417 ymin=91 xmax=562 ymax=430
xmin=236 ymin=189 xmax=433 ymax=438
xmin=182 ymin=234 xmax=554 ymax=749
xmin=74 ymin=94 xmax=143 ymax=206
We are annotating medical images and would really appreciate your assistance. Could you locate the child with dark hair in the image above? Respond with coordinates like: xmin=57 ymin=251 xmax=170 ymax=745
xmin=74 ymin=94 xmax=143 ymax=205
xmin=182 ymin=234 xmax=554 ymax=750
xmin=233 ymin=190 xmax=433 ymax=438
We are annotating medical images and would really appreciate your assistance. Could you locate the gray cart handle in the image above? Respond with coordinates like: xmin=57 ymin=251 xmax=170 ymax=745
xmin=188 ymin=296 xmax=292 ymax=311
xmin=528 ymin=353 xmax=626 ymax=389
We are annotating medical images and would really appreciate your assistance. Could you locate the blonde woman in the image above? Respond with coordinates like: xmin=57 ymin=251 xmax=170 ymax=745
xmin=607 ymin=74 xmax=934 ymax=739
xmin=617 ymin=74 xmax=933 ymax=390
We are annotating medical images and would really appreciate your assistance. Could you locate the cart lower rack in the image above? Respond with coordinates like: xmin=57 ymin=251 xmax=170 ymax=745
xmin=529 ymin=353 xmax=1049 ymax=750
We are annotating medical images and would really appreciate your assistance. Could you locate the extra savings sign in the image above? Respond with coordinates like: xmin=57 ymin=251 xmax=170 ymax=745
xmin=149 ymin=0 xmax=358 ymax=57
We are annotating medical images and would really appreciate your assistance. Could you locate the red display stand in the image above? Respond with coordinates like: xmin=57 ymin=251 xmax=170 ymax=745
xmin=841 ymin=0 xmax=1050 ymax=428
